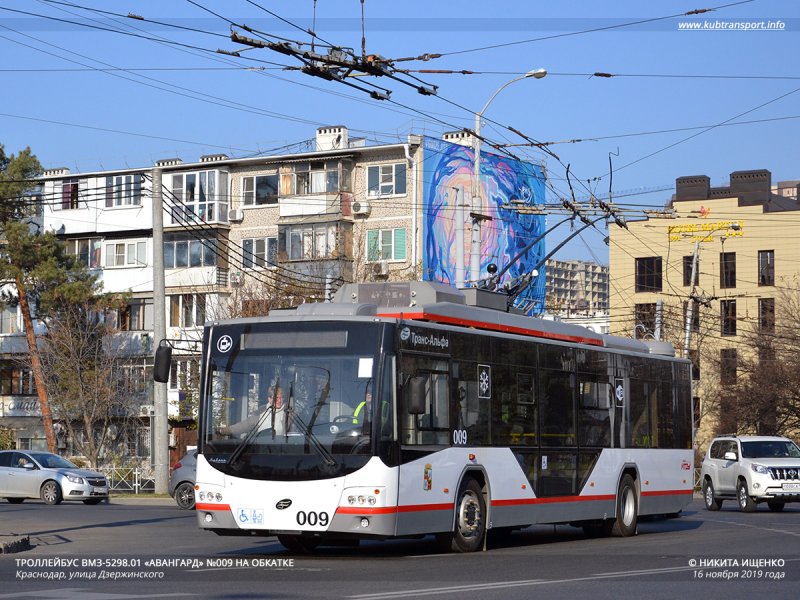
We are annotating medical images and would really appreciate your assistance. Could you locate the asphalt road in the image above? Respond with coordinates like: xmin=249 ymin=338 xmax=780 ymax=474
xmin=0 ymin=496 xmax=798 ymax=599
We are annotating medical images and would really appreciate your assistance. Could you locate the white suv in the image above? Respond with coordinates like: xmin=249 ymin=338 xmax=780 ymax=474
xmin=701 ymin=435 xmax=800 ymax=512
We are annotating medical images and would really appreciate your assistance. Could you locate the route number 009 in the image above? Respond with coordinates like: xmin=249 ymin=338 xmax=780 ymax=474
xmin=296 ymin=511 xmax=329 ymax=527
xmin=452 ymin=429 xmax=468 ymax=445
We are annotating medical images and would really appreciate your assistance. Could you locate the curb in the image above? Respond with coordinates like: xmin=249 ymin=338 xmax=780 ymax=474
xmin=0 ymin=536 xmax=31 ymax=554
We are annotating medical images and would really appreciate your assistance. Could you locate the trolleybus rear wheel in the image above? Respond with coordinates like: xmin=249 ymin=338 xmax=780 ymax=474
xmin=611 ymin=474 xmax=638 ymax=537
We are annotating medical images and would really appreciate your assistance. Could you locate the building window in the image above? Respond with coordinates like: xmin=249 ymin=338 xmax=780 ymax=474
xmin=163 ymin=235 xmax=217 ymax=269
xmin=367 ymin=163 xmax=407 ymax=197
xmin=758 ymin=250 xmax=774 ymax=286
xmin=105 ymin=174 xmax=143 ymax=207
xmin=683 ymin=300 xmax=700 ymax=332
xmin=169 ymin=358 xmax=199 ymax=391
xmin=280 ymin=161 xmax=340 ymax=196
xmin=0 ymin=305 xmax=19 ymax=334
xmin=688 ymin=349 xmax=700 ymax=381
xmin=169 ymin=294 xmax=206 ymax=328
xmin=720 ymin=252 xmax=736 ymax=289
xmin=169 ymin=170 xmax=228 ymax=224
xmin=65 ymin=238 xmax=102 ymax=268
xmin=634 ymin=257 xmax=662 ymax=292
xmin=634 ymin=303 xmax=657 ymax=338
xmin=720 ymin=349 xmax=737 ymax=385
xmin=60 ymin=178 xmax=79 ymax=210
xmin=105 ymin=241 xmax=147 ymax=267
xmin=720 ymin=299 xmax=737 ymax=336
xmin=682 ymin=255 xmax=699 ymax=287
xmin=367 ymin=228 xmax=407 ymax=262
xmin=0 ymin=366 xmax=36 ymax=395
xmin=277 ymin=222 xmax=352 ymax=262
xmin=119 ymin=300 xmax=151 ymax=332
xmin=759 ymin=298 xmax=775 ymax=333
xmin=242 ymin=237 xmax=278 ymax=268
xmin=242 ymin=174 xmax=278 ymax=206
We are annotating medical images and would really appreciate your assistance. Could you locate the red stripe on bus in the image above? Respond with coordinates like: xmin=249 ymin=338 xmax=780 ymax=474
xmin=642 ymin=489 xmax=694 ymax=497
xmin=492 ymin=488 xmax=692 ymax=507
xmin=397 ymin=502 xmax=454 ymax=513
xmin=492 ymin=494 xmax=615 ymax=507
xmin=337 ymin=503 xmax=453 ymax=515
xmin=195 ymin=503 xmax=231 ymax=511
xmin=336 ymin=506 xmax=398 ymax=515
xmin=377 ymin=311 xmax=604 ymax=346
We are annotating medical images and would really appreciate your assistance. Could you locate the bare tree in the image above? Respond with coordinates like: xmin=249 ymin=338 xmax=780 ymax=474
xmin=700 ymin=280 xmax=800 ymax=438
xmin=34 ymin=300 xmax=137 ymax=467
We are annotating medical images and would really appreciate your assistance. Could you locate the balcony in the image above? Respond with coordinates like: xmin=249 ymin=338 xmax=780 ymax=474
xmin=279 ymin=193 xmax=343 ymax=218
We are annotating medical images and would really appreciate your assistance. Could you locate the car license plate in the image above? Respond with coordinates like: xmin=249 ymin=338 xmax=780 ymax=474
xmin=94 ymin=487 xmax=108 ymax=494
xmin=782 ymin=483 xmax=800 ymax=491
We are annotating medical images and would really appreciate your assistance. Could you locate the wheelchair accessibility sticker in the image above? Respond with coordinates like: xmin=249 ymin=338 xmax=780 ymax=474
xmin=238 ymin=508 xmax=264 ymax=525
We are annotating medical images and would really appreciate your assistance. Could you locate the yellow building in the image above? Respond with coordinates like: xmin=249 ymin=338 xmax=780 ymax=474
xmin=609 ymin=170 xmax=800 ymax=450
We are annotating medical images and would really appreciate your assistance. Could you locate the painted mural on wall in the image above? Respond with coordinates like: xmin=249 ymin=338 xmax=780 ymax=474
xmin=422 ymin=136 xmax=546 ymax=314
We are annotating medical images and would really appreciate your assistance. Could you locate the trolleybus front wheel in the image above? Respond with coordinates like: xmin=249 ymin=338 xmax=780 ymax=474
xmin=436 ymin=478 xmax=486 ymax=553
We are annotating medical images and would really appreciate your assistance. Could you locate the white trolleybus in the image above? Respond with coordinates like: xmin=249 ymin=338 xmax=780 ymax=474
xmin=155 ymin=281 xmax=693 ymax=553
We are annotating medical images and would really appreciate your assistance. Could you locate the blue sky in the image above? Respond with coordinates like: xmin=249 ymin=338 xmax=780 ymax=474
xmin=1 ymin=0 xmax=798 ymax=262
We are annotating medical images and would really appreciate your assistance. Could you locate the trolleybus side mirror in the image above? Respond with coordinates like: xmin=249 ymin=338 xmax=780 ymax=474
xmin=407 ymin=375 xmax=427 ymax=415
xmin=154 ymin=344 xmax=172 ymax=383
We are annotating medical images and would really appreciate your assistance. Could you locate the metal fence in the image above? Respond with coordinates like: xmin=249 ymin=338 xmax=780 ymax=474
xmin=96 ymin=466 xmax=155 ymax=494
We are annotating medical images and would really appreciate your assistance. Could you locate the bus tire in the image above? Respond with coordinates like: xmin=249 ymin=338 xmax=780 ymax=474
xmin=437 ymin=478 xmax=486 ymax=553
xmin=277 ymin=534 xmax=320 ymax=554
xmin=611 ymin=474 xmax=638 ymax=537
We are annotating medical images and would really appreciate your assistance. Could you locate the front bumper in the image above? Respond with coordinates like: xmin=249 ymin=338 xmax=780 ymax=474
xmin=62 ymin=478 xmax=109 ymax=500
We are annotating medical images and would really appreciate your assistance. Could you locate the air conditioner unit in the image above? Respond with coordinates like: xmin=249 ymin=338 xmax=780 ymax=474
xmin=228 ymin=208 xmax=244 ymax=222
xmin=352 ymin=200 xmax=371 ymax=216
xmin=139 ymin=404 xmax=154 ymax=417
xmin=371 ymin=260 xmax=389 ymax=278
xmin=230 ymin=271 xmax=244 ymax=286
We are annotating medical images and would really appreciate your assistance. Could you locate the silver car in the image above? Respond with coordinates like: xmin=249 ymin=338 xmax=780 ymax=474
xmin=0 ymin=450 xmax=109 ymax=505
xmin=168 ymin=450 xmax=196 ymax=510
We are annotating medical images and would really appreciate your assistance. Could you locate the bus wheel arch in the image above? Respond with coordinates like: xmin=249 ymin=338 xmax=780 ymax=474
xmin=437 ymin=472 xmax=488 ymax=553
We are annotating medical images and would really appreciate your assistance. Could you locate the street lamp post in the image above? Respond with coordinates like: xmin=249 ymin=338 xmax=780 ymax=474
xmin=470 ymin=68 xmax=547 ymax=285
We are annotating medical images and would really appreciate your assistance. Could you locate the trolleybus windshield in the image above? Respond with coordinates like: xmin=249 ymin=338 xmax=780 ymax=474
xmin=200 ymin=321 xmax=391 ymax=480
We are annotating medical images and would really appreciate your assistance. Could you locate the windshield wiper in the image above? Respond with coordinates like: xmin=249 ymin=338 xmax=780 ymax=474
xmin=285 ymin=382 xmax=336 ymax=467
xmin=227 ymin=404 xmax=275 ymax=467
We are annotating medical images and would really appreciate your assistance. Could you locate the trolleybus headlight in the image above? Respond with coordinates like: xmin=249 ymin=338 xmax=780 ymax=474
xmin=358 ymin=495 xmax=366 ymax=505
xmin=198 ymin=491 xmax=206 ymax=501
xmin=204 ymin=513 xmax=213 ymax=523
xmin=368 ymin=496 xmax=377 ymax=505
xmin=215 ymin=493 xmax=223 ymax=502
xmin=360 ymin=518 xmax=370 ymax=528
xmin=348 ymin=495 xmax=356 ymax=505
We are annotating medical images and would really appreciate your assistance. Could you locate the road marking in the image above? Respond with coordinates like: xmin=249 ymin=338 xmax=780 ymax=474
xmin=0 ymin=589 xmax=191 ymax=599
xmin=347 ymin=565 xmax=699 ymax=600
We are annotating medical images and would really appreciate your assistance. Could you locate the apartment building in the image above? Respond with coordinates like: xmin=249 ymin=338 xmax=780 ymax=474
xmin=545 ymin=259 xmax=609 ymax=316
xmin=0 ymin=126 xmax=547 ymax=454
xmin=609 ymin=169 xmax=800 ymax=448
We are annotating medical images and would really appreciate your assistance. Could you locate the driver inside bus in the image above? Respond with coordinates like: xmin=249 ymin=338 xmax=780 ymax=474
xmin=216 ymin=384 xmax=284 ymax=437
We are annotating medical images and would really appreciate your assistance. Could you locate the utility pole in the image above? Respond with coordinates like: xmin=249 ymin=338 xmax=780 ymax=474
xmin=454 ymin=187 xmax=465 ymax=289
xmin=152 ymin=167 xmax=169 ymax=494
xmin=682 ymin=241 xmax=700 ymax=359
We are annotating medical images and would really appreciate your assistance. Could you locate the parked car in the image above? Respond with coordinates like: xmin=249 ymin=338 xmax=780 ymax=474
xmin=169 ymin=451 xmax=196 ymax=510
xmin=0 ymin=450 xmax=108 ymax=505
xmin=700 ymin=435 xmax=800 ymax=512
